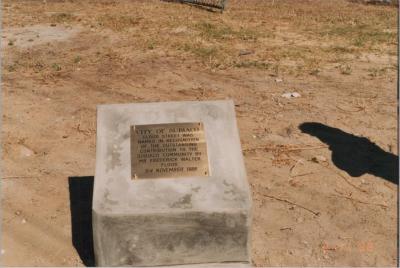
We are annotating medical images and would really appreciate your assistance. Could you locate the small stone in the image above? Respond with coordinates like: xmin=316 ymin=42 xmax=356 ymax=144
xmin=311 ymin=155 xmax=327 ymax=163
xmin=171 ymin=26 xmax=188 ymax=34
xmin=281 ymin=92 xmax=301 ymax=98
xmin=239 ymin=50 xmax=253 ymax=56
xmin=15 ymin=210 xmax=21 ymax=216
xmin=1 ymin=249 xmax=5 ymax=255
xmin=21 ymin=218 xmax=27 ymax=224
xmin=275 ymin=78 xmax=283 ymax=83
xmin=19 ymin=145 xmax=34 ymax=157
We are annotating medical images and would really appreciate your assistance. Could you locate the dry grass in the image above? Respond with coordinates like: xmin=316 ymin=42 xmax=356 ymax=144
xmin=2 ymin=0 xmax=397 ymax=76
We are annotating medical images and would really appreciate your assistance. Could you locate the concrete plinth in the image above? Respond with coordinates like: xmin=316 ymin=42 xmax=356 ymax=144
xmin=93 ymin=100 xmax=252 ymax=267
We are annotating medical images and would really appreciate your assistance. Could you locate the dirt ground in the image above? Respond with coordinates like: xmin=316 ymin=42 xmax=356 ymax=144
xmin=1 ymin=0 xmax=398 ymax=266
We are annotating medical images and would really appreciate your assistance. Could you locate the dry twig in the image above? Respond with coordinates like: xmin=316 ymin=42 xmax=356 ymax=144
xmin=326 ymin=166 xmax=367 ymax=193
xmin=2 ymin=176 xmax=37 ymax=179
xmin=332 ymin=194 xmax=388 ymax=208
xmin=336 ymin=105 xmax=365 ymax=113
xmin=243 ymin=144 xmax=328 ymax=153
xmin=262 ymin=193 xmax=320 ymax=216
xmin=291 ymin=172 xmax=314 ymax=177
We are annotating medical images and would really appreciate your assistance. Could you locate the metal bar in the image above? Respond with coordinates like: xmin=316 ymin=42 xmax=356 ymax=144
xmin=180 ymin=0 xmax=226 ymax=10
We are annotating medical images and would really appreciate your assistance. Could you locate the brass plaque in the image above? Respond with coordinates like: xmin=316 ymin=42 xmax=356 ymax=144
xmin=131 ymin=122 xmax=210 ymax=179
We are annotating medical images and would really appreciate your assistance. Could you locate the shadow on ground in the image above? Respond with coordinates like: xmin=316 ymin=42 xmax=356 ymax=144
xmin=68 ymin=176 xmax=95 ymax=266
xmin=299 ymin=122 xmax=398 ymax=184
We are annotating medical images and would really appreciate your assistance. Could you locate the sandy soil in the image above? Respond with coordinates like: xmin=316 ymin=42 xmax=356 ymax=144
xmin=1 ymin=0 xmax=398 ymax=266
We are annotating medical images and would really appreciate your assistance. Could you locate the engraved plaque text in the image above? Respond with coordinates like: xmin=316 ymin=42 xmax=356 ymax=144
xmin=131 ymin=122 xmax=210 ymax=179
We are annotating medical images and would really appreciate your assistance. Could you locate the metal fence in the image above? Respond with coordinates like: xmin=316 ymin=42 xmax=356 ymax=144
xmin=179 ymin=0 xmax=227 ymax=10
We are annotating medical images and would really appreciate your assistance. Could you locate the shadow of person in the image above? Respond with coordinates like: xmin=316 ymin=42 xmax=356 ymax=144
xmin=299 ymin=122 xmax=398 ymax=185
xmin=68 ymin=176 xmax=95 ymax=266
